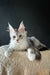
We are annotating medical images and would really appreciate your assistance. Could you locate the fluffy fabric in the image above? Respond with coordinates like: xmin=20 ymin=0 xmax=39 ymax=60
xmin=0 ymin=45 xmax=50 ymax=75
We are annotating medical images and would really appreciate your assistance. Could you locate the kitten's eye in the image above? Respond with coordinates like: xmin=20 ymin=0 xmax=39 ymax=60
xmin=13 ymin=36 xmax=16 ymax=38
xmin=19 ymin=35 xmax=22 ymax=38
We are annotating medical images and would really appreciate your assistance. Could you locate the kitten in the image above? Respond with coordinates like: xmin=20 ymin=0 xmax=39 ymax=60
xmin=5 ymin=21 xmax=29 ymax=57
xmin=5 ymin=21 xmax=48 ymax=61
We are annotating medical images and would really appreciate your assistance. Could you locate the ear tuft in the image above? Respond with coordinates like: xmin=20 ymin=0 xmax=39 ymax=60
xmin=8 ymin=22 xmax=13 ymax=30
xmin=20 ymin=21 xmax=24 ymax=26
xmin=18 ymin=21 xmax=25 ymax=32
xmin=8 ymin=22 xmax=15 ymax=37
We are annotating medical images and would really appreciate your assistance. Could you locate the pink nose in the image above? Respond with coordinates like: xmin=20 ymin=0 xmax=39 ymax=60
xmin=17 ymin=39 xmax=19 ymax=42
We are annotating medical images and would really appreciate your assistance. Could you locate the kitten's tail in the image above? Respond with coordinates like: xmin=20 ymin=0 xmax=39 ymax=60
xmin=38 ymin=43 xmax=48 ymax=51
xmin=31 ymin=36 xmax=49 ymax=51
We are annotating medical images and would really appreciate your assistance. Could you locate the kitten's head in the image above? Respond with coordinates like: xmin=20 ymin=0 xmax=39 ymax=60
xmin=8 ymin=21 xmax=27 ymax=43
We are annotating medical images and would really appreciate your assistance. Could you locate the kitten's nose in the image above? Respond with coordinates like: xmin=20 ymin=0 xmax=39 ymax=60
xmin=16 ymin=39 xmax=19 ymax=42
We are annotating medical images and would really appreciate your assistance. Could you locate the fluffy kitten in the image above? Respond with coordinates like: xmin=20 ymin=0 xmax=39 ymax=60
xmin=5 ymin=21 xmax=48 ymax=61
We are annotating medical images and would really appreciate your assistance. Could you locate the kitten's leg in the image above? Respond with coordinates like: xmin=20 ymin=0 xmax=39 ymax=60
xmin=34 ymin=48 xmax=41 ymax=60
xmin=27 ymin=48 xmax=36 ymax=61
xmin=27 ymin=47 xmax=41 ymax=61
xmin=5 ymin=48 xmax=14 ymax=57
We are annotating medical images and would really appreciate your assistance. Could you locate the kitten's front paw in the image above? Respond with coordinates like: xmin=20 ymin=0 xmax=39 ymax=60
xmin=27 ymin=48 xmax=35 ymax=61
xmin=5 ymin=51 xmax=12 ymax=57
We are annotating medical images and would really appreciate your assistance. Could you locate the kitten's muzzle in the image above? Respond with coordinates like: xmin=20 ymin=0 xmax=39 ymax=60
xmin=16 ymin=39 xmax=19 ymax=42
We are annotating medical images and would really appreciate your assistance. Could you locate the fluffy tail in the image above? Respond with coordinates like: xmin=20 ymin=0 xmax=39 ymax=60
xmin=30 ymin=36 xmax=48 ymax=51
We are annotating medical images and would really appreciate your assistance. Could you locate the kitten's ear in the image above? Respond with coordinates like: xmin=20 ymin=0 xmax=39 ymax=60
xmin=8 ymin=22 xmax=15 ymax=36
xmin=18 ymin=21 xmax=25 ymax=32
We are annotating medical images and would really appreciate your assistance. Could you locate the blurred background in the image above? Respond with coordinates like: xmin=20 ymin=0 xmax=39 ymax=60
xmin=0 ymin=0 xmax=49 ymax=48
